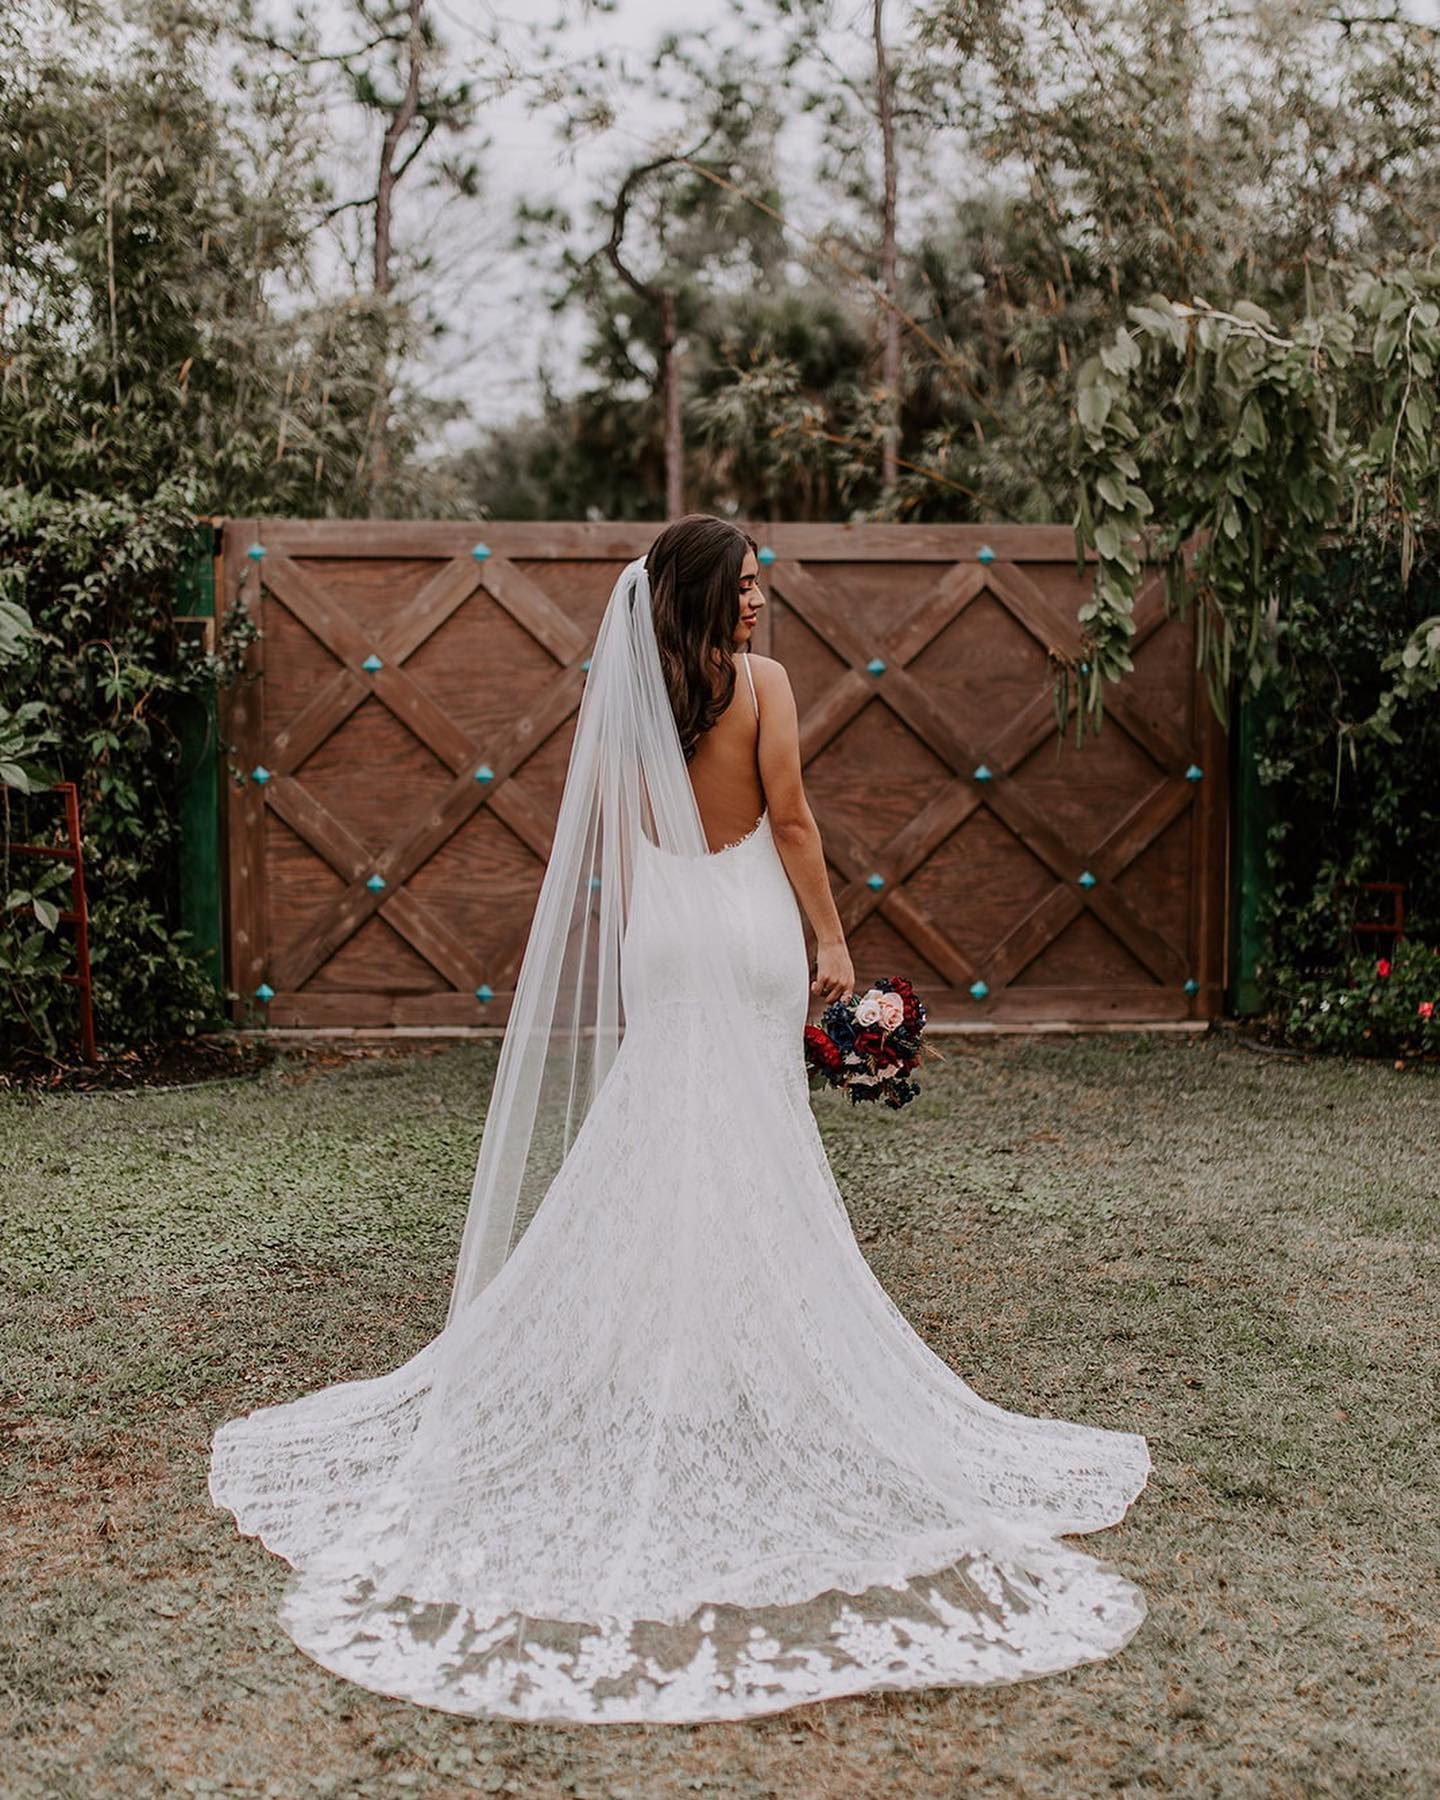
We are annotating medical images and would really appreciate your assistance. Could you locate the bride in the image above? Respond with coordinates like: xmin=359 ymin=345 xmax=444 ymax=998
xmin=209 ymin=514 xmax=1151 ymax=1723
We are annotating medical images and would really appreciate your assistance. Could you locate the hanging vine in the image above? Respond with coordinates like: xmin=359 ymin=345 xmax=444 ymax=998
xmin=1066 ymin=266 xmax=1440 ymax=744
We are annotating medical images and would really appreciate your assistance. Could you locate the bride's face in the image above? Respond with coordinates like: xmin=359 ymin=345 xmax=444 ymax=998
xmin=733 ymin=549 xmax=764 ymax=648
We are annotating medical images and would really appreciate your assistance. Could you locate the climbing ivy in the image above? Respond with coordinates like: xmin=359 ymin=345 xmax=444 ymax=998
xmin=1067 ymin=266 xmax=1440 ymax=743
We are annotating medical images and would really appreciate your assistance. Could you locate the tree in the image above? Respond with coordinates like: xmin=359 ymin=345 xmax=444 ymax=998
xmin=226 ymin=0 xmax=481 ymax=514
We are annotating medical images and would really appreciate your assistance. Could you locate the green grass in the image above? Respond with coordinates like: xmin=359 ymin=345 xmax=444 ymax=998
xmin=2 ymin=1034 xmax=1436 ymax=1798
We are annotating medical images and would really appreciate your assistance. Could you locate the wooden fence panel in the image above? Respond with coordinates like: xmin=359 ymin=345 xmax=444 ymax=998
xmin=218 ymin=522 xmax=1227 ymax=1028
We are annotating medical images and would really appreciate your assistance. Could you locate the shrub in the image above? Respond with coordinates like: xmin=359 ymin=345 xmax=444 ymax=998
xmin=0 ymin=486 xmax=237 ymax=1058
xmin=1273 ymin=940 xmax=1440 ymax=1060
xmin=1253 ymin=536 xmax=1440 ymax=1009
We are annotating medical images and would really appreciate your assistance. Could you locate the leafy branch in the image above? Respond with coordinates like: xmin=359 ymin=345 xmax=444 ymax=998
xmin=1068 ymin=266 xmax=1440 ymax=739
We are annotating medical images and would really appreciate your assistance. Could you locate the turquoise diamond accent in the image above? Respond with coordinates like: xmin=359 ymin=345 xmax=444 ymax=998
xmin=581 ymin=657 xmax=591 ymax=672
xmin=977 ymin=544 xmax=996 ymax=563
xmin=474 ymin=764 xmax=494 ymax=782
xmin=1185 ymin=764 xmax=1204 ymax=782
xmin=866 ymin=873 xmax=885 ymax=891
xmin=475 ymin=983 xmax=494 ymax=1003
xmin=365 ymin=873 xmax=385 ymax=892
xmin=472 ymin=543 xmax=492 ymax=561
xmin=254 ymin=981 xmax=274 ymax=1002
xmin=757 ymin=546 xmax=776 ymax=565
xmin=250 ymin=764 xmax=271 ymax=784
xmin=1080 ymin=661 xmax=1090 ymax=674
xmin=1078 ymin=870 xmax=1097 ymax=888
xmin=1183 ymin=977 xmax=1199 ymax=995
xmin=969 ymin=979 xmax=989 ymax=1000
xmin=973 ymin=764 xmax=992 ymax=782
xmin=589 ymin=875 xmax=602 ymax=891
xmin=246 ymin=543 xmax=265 ymax=561
xmin=361 ymin=653 xmax=383 ymax=673
xmin=866 ymin=657 xmax=887 ymax=675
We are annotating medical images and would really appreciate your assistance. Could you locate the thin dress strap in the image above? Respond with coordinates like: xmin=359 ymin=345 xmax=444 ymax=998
xmin=741 ymin=652 xmax=759 ymax=720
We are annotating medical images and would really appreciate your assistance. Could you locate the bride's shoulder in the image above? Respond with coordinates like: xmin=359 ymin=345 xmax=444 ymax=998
xmin=745 ymin=652 xmax=790 ymax=685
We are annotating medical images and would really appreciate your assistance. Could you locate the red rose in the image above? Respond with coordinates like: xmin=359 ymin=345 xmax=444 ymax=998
xmin=1377 ymin=959 xmax=1391 ymax=979
xmin=852 ymin=1024 xmax=888 ymax=1059
xmin=1419 ymin=1001 xmax=1435 ymax=1021
xmin=803 ymin=1026 xmax=842 ymax=1071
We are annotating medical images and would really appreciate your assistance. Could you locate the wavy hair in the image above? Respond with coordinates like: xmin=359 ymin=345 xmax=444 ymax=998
xmin=644 ymin=514 xmax=758 ymax=765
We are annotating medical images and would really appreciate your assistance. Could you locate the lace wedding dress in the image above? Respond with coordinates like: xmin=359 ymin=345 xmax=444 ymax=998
xmin=209 ymin=566 xmax=1151 ymax=1724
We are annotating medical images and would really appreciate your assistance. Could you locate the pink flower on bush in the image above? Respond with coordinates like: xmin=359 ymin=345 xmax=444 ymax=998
xmin=1376 ymin=959 xmax=1391 ymax=979
xmin=1419 ymin=1001 xmax=1435 ymax=1021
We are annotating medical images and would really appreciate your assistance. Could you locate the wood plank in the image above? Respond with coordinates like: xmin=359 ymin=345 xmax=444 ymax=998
xmin=883 ymin=563 xmax=988 ymax=664
xmin=1083 ymin=884 xmax=1187 ymax=986
xmin=273 ymin=672 xmax=585 ymax=991
xmin=989 ymin=687 xmax=1070 ymax=772
xmin=370 ymin=665 xmax=478 ymax=772
xmin=487 ymin=776 xmax=561 ymax=865
xmin=1103 ymin=677 xmax=1189 ymax=773
xmin=379 ymin=890 xmax=486 ymax=991
xmin=884 ymin=780 xmax=983 ymax=877
xmin=269 ymin=556 xmax=483 ymax=771
xmin=975 ymin=775 xmax=1185 ymax=983
xmin=768 ymin=560 xmax=877 ymax=671
xmin=977 ymin=985 xmax=1192 ymax=1024
xmin=260 ymin=550 xmax=376 ymax=661
xmin=1093 ymin=778 xmax=1196 ymax=882
xmin=263 ymin=550 xmax=480 ymax=771
xmin=872 ymin=890 xmax=978 ymax=987
xmin=797 ymin=670 xmax=871 ymax=765
xmin=987 ymin=886 xmax=1085 ymax=990
xmin=219 ymin=519 xmax=268 ymax=1019
xmin=394 ymin=990 xmax=514 ymax=1026
xmin=246 ymin=520 xmax=1105 ymax=563
xmin=1191 ymin=643 xmax=1230 ymax=1013
xmin=979 ymin=559 xmax=1081 ymax=656
xmin=382 ymin=553 xmax=485 ymax=662
xmin=479 ymin=556 xmax=590 ymax=663
xmin=265 ymin=776 xmax=367 ymax=878
xmin=268 ymin=667 xmax=369 ymax=775
xmin=871 ymin=665 xmax=984 ymax=773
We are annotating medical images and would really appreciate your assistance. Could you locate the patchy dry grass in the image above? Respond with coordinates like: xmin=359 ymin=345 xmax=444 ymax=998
xmin=1 ymin=1034 xmax=1436 ymax=1799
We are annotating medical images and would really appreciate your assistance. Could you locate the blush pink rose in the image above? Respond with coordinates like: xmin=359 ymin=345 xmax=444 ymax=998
xmin=876 ymin=992 xmax=906 ymax=1031
xmin=853 ymin=990 xmax=885 ymax=1026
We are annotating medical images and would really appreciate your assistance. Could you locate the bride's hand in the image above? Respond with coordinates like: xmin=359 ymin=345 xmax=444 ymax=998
xmin=812 ymin=939 xmax=854 ymax=1005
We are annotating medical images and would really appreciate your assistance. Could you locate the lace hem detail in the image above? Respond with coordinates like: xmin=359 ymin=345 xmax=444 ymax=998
xmin=264 ymin=1544 xmax=1148 ymax=1723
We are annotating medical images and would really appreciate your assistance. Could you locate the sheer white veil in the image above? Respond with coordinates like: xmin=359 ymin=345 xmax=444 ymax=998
xmin=445 ymin=553 xmax=726 ymax=1323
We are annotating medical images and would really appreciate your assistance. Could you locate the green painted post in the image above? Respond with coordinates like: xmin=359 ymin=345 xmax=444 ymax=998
xmin=175 ymin=524 xmax=224 ymax=997
xmin=1228 ymin=681 xmax=1277 ymax=1016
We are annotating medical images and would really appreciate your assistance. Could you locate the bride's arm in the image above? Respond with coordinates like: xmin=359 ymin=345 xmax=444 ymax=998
xmin=751 ymin=656 xmax=855 ymax=1004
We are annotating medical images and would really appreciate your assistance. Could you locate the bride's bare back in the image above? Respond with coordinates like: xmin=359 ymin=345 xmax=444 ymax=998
xmin=687 ymin=652 xmax=767 ymax=853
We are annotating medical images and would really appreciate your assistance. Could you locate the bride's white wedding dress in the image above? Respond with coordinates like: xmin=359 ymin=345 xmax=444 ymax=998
xmin=210 ymin=585 xmax=1151 ymax=1724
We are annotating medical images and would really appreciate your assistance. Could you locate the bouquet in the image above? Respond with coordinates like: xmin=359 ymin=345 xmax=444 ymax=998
xmin=803 ymin=976 xmax=942 ymax=1109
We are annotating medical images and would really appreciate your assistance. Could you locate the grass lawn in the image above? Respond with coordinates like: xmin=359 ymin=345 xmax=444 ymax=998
xmin=2 ymin=1033 xmax=1436 ymax=1798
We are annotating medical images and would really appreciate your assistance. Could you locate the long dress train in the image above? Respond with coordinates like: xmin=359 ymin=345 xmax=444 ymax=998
xmin=209 ymin=780 xmax=1151 ymax=1722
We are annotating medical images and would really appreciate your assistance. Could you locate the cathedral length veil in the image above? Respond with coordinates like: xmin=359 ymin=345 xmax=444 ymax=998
xmin=208 ymin=556 xmax=1152 ymax=1724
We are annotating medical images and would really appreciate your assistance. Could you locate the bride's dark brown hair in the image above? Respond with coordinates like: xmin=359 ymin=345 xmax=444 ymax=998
xmin=645 ymin=513 xmax=759 ymax=765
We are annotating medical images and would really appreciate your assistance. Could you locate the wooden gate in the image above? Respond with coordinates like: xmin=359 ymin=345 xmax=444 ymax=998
xmin=219 ymin=521 xmax=1226 ymax=1028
